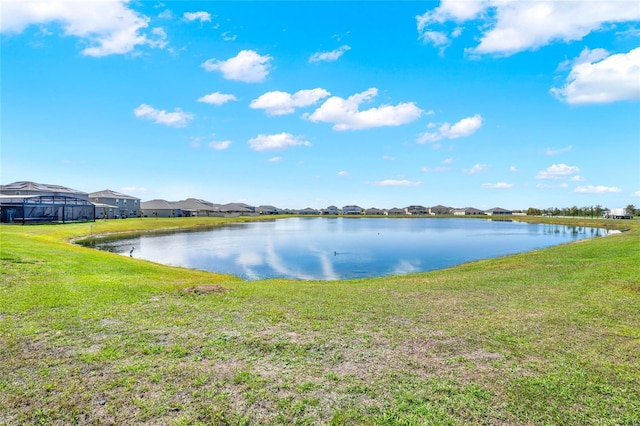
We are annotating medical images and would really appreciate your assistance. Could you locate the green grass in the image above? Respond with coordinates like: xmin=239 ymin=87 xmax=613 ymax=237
xmin=1 ymin=216 xmax=639 ymax=425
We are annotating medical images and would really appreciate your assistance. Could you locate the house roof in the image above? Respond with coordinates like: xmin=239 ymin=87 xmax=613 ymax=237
xmin=89 ymin=189 xmax=140 ymax=200
xmin=140 ymin=199 xmax=179 ymax=210
xmin=0 ymin=181 xmax=87 ymax=197
xmin=173 ymin=198 xmax=220 ymax=211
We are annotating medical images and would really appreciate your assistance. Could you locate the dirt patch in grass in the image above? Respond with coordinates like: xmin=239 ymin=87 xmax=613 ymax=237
xmin=181 ymin=285 xmax=228 ymax=295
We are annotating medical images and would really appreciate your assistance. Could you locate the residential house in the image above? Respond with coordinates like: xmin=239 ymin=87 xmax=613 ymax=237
xmin=365 ymin=207 xmax=385 ymax=215
xmin=387 ymin=207 xmax=406 ymax=215
xmin=321 ymin=205 xmax=341 ymax=215
xmin=342 ymin=205 xmax=363 ymax=215
xmin=299 ymin=207 xmax=320 ymax=215
xmin=452 ymin=207 xmax=485 ymax=215
xmin=172 ymin=198 xmax=221 ymax=217
xmin=429 ymin=205 xmax=452 ymax=215
xmin=255 ymin=205 xmax=279 ymax=215
xmin=405 ymin=205 xmax=428 ymax=215
xmin=89 ymin=189 xmax=141 ymax=218
xmin=485 ymin=207 xmax=513 ymax=216
xmin=0 ymin=181 xmax=95 ymax=224
xmin=141 ymin=199 xmax=183 ymax=218
xmin=219 ymin=203 xmax=256 ymax=216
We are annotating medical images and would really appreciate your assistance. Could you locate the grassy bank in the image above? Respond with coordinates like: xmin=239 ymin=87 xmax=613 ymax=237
xmin=1 ymin=217 xmax=639 ymax=425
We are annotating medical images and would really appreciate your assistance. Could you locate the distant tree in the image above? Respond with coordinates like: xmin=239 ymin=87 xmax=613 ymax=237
xmin=527 ymin=207 xmax=542 ymax=216
xmin=594 ymin=205 xmax=604 ymax=218
xmin=626 ymin=204 xmax=636 ymax=216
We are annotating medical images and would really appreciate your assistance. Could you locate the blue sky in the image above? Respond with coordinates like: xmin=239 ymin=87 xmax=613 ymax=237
xmin=2 ymin=1 xmax=639 ymax=210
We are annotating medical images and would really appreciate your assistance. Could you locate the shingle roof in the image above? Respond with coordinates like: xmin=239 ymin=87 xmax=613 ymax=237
xmin=89 ymin=189 xmax=140 ymax=200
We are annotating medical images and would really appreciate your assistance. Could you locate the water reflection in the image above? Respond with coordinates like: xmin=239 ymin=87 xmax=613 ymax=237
xmin=86 ymin=218 xmax=612 ymax=281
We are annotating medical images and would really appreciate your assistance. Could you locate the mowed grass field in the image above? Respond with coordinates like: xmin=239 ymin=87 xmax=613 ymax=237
xmin=1 ymin=216 xmax=639 ymax=425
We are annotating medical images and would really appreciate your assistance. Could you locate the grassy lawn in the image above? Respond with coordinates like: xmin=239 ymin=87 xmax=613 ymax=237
xmin=1 ymin=216 xmax=639 ymax=425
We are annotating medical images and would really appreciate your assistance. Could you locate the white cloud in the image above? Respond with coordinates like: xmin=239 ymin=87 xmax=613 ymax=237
xmin=535 ymin=163 xmax=580 ymax=180
xmin=509 ymin=166 xmax=518 ymax=172
xmin=632 ymin=190 xmax=640 ymax=197
xmin=337 ymin=171 xmax=349 ymax=176
xmin=208 ymin=140 xmax=231 ymax=150
xmin=250 ymin=89 xmax=330 ymax=116
xmin=197 ymin=92 xmax=238 ymax=105
xmin=482 ymin=182 xmax=514 ymax=189
xmin=305 ymin=88 xmax=423 ymax=131
xmin=417 ymin=1 xmax=640 ymax=56
xmin=183 ymin=11 xmax=211 ymax=23
xmin=551 ymin=47 xmax=640 ymax=104
xmin=570 ymin=175 xmax=586 ymax=182
xmin=463 ymin=163 xmax=488 ymax=175
xmin=268 ymin=157 xmax=282 ymax=162
xmin=544 ymin=145 xmax=573 ymax=155
xmin=372 ymin=179 xmax=422 ymax=187
xmin=1 ymin=0 xmax=167 ymax=57
xmin=133 ymin=104 xmax=193 ymax=127
xmin=309 ymin=45 xmax=351 ymax=63
xmin=575 ymin=185 xmax=622 ymax=194
xmin=201 ymin=50 xmax=272 ymax=83
xmin=158 ymin=10 xmax=173 ymax=20
xmin=383 ymin=155 xmax=396 ymax=161
xmin=248 ymin=133 xmax=311 ymax=151
xmin=417 ymin=114 xmax=483 ymax=143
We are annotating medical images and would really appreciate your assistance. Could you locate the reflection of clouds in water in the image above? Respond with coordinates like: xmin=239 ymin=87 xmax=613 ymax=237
xmin=310 ymin=247 xmax=339 ymax=281
xmin=264 ymin=241 xmax=316 ymax=280
xmin=393 ymin=259 xmax=421 ymax=275
xmin=236 ymin=250 xmax=263 ymax=280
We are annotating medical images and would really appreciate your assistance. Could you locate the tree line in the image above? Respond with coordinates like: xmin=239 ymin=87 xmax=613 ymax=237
xmin=526 ymin=204 xmax=637 ymax=217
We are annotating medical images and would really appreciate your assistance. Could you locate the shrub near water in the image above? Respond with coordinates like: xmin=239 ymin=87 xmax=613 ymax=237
xmin=1 ymin=216 xmax=639 ymax=425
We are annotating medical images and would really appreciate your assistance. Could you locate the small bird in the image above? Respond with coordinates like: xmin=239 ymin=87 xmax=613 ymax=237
xmin=129 ymin=247 xmax=135 ymax=257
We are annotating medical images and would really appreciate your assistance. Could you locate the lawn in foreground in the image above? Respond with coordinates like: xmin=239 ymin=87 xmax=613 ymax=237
xmin=1 ymin=217 xmax=639 ymax=425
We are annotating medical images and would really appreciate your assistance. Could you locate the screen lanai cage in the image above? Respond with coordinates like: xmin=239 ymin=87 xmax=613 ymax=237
xmin=0 ymin=195 xmax=95 ymax=224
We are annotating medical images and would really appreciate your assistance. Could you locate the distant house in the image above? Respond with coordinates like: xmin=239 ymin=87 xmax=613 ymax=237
xmin=255 ymin=205 xmax=279 ymax=215
xmin=365 ymin=207 xmax=385 ymax=215
xmin=141 ymin=199 xmax=183 ymax=218
xmin=405 ymin=205 xmax=428 ymax=215
xmin=1 ymin=181 xmax=95 ymax=224
xmin=387 ymin=207 xmax=405 ymax=215
xmin=321 ymin=205 xmax=341 ymax=215
xmin=485 ymin=207 xmax=512 ymax=216
xmin=429 ymin=205 xmax=451 ymax=215
xmin=342 ymin=205 xmax=363 ymax=215
xmin=299 ymin=207 xmax=320 ymax=215
xmin=89 ymin=189 xmax=141 ymax=219
xmin=172 ymin=198 xmax=221 ymax=217
xmin=219 ymin=203 xmax=256 ymax=216
xmin=452 ymin=207 xmax=485 ymax=216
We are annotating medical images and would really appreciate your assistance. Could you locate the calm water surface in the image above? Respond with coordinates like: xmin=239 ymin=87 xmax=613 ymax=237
xmin=88 ymin=218 xmax=611 ymax=280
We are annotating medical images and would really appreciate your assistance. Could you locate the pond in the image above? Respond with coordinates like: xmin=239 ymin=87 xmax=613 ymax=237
xmin=83 ymin=217 xmax=612 ymax=281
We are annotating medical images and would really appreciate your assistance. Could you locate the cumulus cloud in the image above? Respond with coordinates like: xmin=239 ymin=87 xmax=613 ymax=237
xmin=417 ymin=1 xmax=640 ymax=56
xmin=268 ymin=157 xmax=282 ymax=162
xmin=133 ymin=104 xmax=193 ymax=127
xmin=309 ymin=45 xmax=351 ymax=63
xmin=0 ymin=0 xmax=167 ymax=56
xmin=551 ymin=47 xmax=640 ymax=104
xmin=372 ymin=179 xmax=422 ymax=187
xmin=535 ymin=163 xmax=580 ymax=180
xmin=201 ymin=50 xmax=272 ymax=83
xmin=250 ymin=89 xmax=331 ymax=116
xmin=417 ymin=114 xmax=483 ymax=143
xmin=305 ymin=88 xmax=423 ymax=131
xmin=183 ymin=11 xmax=211 ymax=23
xmin=575 ymin=185 xmax=622 ymax=194
xmin=463 ymin=163 xmax=488 ymax=175
xmin=248 ymin=133 xmax=311 ymax=151
xmin=509 ymin=166 xmax=518 ymax=172
xmin=197 ymin=92 xmax=238 ymax=105
xmin=337 ymin=171 xmax=349 ymax=176
xmin=208 ymin=140 xmax=231 ymax=150
xmin=482 ymin=182 xmax=514 ymax=189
